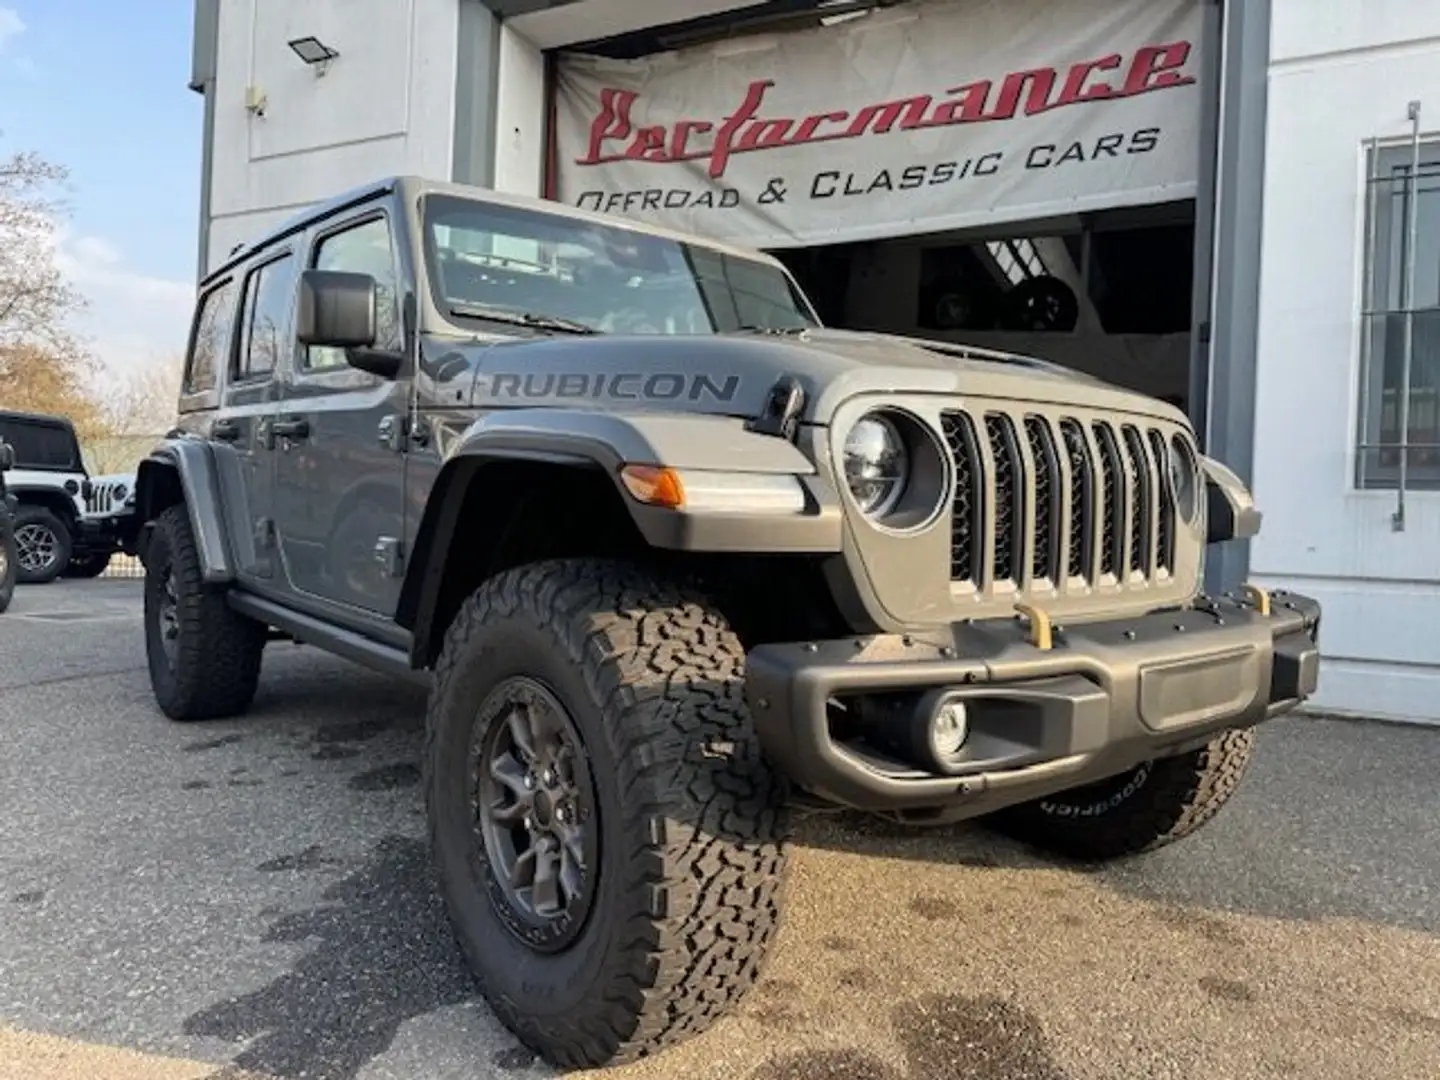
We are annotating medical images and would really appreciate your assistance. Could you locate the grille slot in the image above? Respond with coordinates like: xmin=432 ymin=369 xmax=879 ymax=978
xmin=941 ymin=407 xmax=1180 ymax=597
xmin=940 ymin=411 xmax=983 ymax=584
xmin=1059 ymin=420 xmax=1092 ymax=580
xmin=1148 ymin=430 xmax=1176 ymax=573
xmin=1121 ymin=425 xmax=1152 ymax=575
xmin=984 ymin=414 xmax=1022 ymax=583
xmin=1023 ymin=417 xmax=1058 ymax=583
xmin=1092 ymin=423 xmax=1124 ymax=579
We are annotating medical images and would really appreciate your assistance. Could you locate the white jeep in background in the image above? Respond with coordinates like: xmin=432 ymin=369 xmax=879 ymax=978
xmin=0 ymin=410 xmax=139 ymax=584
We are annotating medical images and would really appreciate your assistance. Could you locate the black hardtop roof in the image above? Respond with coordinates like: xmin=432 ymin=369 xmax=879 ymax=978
xmin=0 ymin=409 xmax=78 ymax=433
xmin=200 ymin=174 xmax=784 ymax=289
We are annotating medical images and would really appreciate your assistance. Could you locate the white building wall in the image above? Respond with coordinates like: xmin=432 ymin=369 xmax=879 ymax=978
xmin=1253 ymin=0 xmax=1440 ymax=723
xmin=492 ymin=25 xmax=548 ymax=196
xmin=205 ymin=0 xmax=460 ymax=272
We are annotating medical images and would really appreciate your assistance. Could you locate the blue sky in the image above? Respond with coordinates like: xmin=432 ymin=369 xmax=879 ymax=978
xmin=1 ymin=0 xmax=200 ymax=376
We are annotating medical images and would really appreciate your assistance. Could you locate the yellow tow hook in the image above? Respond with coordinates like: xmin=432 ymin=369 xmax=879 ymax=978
xmin=1014 ymin=602 xmax=1053 ymax=651
xmin=1240 ymin=584 xmax=1272 ymax=616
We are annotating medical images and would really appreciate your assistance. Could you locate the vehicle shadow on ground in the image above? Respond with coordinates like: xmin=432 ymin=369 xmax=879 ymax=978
xmin=173 ymin=653 xmax=1436 ymax=1080
xmin=184 ymin=836 xmax=476 ymax=1080
xmin=789 ymin=715 xmax=1440 ymax=938
xmin=242 ymin=650 xmax=1440 ymax=941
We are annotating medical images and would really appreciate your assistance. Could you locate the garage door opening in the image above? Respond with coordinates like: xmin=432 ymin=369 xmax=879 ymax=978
xmin=772 ymin=199 xmax=1197 ymax=413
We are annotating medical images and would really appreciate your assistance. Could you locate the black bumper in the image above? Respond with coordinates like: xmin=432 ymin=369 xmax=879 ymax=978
xmin=744 ymin=589 xmax=1321 ymax=814
xmin=73 ymin=511 xmax=139 ymax=555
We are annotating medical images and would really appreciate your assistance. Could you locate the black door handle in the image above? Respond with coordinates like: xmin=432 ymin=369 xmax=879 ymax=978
xmin=211 ymin=419 xmax=241 ymax=442
xmin=272 ymin=418 xmax=310 ymax=441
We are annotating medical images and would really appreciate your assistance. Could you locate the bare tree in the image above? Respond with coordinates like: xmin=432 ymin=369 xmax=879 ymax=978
xmin=0 ymin=147 xmax=86 ymax=351
xmin=0 ymin=141 xmax=106 ymax=431
xmin=103 ymin=354 xmax=183 ymax=435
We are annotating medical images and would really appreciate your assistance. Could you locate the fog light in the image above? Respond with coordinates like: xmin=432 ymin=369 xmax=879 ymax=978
xmin=928 ymin=698 xmax=969 ymax=766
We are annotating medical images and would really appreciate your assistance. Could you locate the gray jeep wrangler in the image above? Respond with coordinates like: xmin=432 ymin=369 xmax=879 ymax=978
xmin=135 ymin=175 xmax=1320 ymax=1069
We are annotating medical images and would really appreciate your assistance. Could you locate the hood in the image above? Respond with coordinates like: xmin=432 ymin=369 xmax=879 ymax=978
xmin=423 ymin=326 xmax=1188 ymax=428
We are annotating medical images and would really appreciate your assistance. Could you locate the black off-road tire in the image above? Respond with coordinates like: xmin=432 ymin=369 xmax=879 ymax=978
xmin=13 ymin=505 xmax=72 ymax=585
xmin=143 ymin=505 xmax=266 ymax=722
xmin=989 ymin=729 xmax=1257 ymax=861
xmin=0 ymin=524 xmax=15 ymax=613
xmin=425 ymin=558 xmax=790 ymax=1069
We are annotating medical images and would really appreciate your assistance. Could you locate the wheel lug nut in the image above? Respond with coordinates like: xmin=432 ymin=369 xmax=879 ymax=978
xmin=523 ymin=773 xmax=536 ymax=790
xmin=542 ymin=768 xmax=556 ymax=787
xmin=524 ymin=815 xmax=535 ymax=831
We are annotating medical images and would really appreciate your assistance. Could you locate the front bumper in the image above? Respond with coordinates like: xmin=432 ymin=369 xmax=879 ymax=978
xmin=744 ymin=588 xmax=1321 ymax=815
xmin=74 ymin=508 xmax=140 ymax=554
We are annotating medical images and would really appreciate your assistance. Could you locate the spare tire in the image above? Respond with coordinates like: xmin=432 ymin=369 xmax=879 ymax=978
xmin=1005 ymin=275 xmax=1080 ymax=332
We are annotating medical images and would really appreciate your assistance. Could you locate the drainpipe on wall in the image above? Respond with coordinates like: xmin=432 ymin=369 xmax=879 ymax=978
xmin=1196 ymin=0 xmax=1272 ymax=595
xmin=189 ymin=0 xmax=220 ymax=281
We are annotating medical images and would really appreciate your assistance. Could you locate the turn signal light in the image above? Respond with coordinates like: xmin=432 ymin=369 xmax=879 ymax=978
xmin=619 ymin=464 xmax=685 ymax=509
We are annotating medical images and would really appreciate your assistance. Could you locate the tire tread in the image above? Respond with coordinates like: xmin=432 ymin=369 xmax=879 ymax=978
xmin=424 ymin=558 xmax=789 ymax=1068
xmin=145 ymin=505 xmax=264 ymax=721
xmin=994 ymin=728 xmax=1256 ymax=861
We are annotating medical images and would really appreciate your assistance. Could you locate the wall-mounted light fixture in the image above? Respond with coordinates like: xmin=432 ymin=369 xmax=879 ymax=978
xmin=287 ymin=35 xmax=339 ymax=76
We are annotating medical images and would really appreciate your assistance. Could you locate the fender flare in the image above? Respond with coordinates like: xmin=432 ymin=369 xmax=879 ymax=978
xmin=134 ymin=439 xmax=236 ymax=583
xmin=396 ymin=409 xmax=843 ymax=662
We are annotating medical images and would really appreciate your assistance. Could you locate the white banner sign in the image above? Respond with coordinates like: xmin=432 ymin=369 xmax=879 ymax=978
xmin=553 ymin=0 xmax=1204 ymax=248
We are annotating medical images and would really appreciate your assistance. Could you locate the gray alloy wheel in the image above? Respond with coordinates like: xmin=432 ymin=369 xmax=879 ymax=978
xmin=12 ymin=507 xmax=72 ymax=585
xmin=471 ymin=675 xmax=601 ymax=953
xmin=15 ymin=523 xmax=57 ymax=574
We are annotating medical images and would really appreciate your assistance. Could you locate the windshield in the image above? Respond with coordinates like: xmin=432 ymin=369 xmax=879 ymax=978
xmin=421 ymin=194 xmax=818 ymax=336
xmin=0 ymin=418 xmax=80 ymax=471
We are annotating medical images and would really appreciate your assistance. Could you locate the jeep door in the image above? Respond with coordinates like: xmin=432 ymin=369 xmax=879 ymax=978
xmin=272 ymin=207 xmax=408 ymax=623
xmin=210 ymin=251 xmax=295 ymax=582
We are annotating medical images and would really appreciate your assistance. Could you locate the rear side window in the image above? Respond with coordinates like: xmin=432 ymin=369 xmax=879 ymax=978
xmin=235 ymin=252 xmax=297 ymax=380
xmin=185 ymin=280 xmax=237 ymax=394
xmin=0 ymin=419 xmax=79 ymax=470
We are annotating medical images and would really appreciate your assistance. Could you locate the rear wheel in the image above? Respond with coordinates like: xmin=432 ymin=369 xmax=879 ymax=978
xmin=143 ymin=505 xmax=266 ymax=721
xmin=13 ymin=506 xmax=72 ymax=585
xmin=425 ymin=558 xmax=789 ymax=1069
xmin=989 ymin=729 xmax=1257 ymax=861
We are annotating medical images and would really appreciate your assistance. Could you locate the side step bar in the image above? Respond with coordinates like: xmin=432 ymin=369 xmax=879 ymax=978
xmin=227 ymin=592 xmax=430 ymax=688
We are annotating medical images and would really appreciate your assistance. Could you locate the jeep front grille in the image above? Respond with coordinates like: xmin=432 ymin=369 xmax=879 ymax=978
xmin=85 ymin=482 xmax=128 ymax=516
xmin=942 ymin=408 xmax=1184 ymax=593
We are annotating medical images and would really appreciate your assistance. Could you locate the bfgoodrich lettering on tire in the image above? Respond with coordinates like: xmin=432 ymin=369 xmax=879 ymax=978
xmin=989 ymin=729 xmax=1257 ymax=861
xmin=425 ymin=558 xmax=790 ymax=1069
xmin=143 ymin=505 xmax=267 ymax=722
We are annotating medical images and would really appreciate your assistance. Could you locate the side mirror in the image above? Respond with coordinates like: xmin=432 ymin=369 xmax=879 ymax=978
xmin=296 ymin=269 xmax=378 ymax=350
xmin=0 ymin=442 xmax=13 ymax=471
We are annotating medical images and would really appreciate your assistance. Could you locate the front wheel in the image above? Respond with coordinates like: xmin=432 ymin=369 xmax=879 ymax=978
xmin=12 ymin=506 xmax=72 ymax=585
xmin=988 ymin=729 xmax=1257 ymax=861
xmin=425 ymin=559 xmax=790 ymax=1069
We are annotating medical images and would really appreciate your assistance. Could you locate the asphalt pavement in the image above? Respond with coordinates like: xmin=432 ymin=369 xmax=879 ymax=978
xmin=1 ymin=579 xmax=1437 ymax=1080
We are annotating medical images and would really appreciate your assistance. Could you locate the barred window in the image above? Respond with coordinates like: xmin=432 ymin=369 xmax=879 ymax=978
xmin=1356 ymin=132 xmax=1440 ymax=492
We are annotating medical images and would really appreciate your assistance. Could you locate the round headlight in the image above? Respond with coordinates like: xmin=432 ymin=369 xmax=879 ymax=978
xmin=1169 ymin=435 xmax=1199 ymax=522
xmin=843 ymin=413 xmax=909 ymax=517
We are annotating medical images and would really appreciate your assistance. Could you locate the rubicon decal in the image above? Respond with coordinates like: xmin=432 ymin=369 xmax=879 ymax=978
xmin=475 ymin=371 xmax=741 ymax=404
xmin=577 ymin=43 xmax=1194 ymax=180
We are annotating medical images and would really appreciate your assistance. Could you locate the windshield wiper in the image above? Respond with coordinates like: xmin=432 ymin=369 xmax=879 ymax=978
xmin=449 ymin=303 xmax=601 ymax=335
